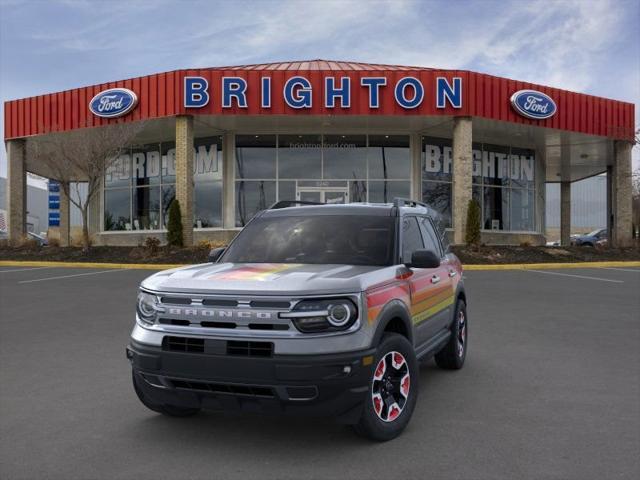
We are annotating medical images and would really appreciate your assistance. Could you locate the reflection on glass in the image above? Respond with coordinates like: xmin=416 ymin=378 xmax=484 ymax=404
xmin=194 ymin=136 xmax=222 ymax=183
xmin=510 ymin=147 xmax=535 ymax=188
xmin=510 ymin=189 xmax=534 ymax=231
xmin=194 ymin=181 xmax=222 ymax=228
xmin=236 ymin=180 xmax=276 ymax=226
xmin=323 ymin=135 xmax=366 ymax=179
xmin=106 ymin=153 xmax=131 ymax=188
xmin=350 ymin=180 xmax=367 ymax=203
xmin=132 ymin=144 xmax=161 ymax=187
xmin=132 ymin=186 xmax=160 ymax=230
xmin=368 ymin=135 xmax=410 ymax=180
xmin=104 ymin=188 xmax=131 ymax=231
xmin=422 ymin=137 xmax=453 ymax=182
xmin=162 ymin=185 xmax=175 ymax=228
xmin=236 ymin=135 xmax=276 ymax=179
xmin=278 ymin=181 xmax=296 ymax=202
xmin=422 ymin=181 xmax=452 ymax=227
xmin=161 ymin=142 xmax=176 ymax=184
xmin=278 ymin=135 xmax=322 ymax=179
xmin=368 ymin=181 xmax=410 ymax=203
xmin=483 ymin=144 xmax=510 ymax=187
xmin=483 ymin=186 xmax=509 ymax=230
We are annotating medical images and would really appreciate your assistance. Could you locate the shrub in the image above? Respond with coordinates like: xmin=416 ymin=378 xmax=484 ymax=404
xmin=166 ymin=200 xmax=183 ymax=247
xmin=48 ymin=237 xmax=61 ymax=248
xmin=144 ymin=236 xmax=161 ymax=256
xmin=465 ymin=199 xmax=481 ymax=246
xmin=520 ymin=241 xmax=532 ymax=247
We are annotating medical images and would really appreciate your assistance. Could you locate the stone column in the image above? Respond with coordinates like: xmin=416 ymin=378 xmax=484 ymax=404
xmin=175 ymin=115 xmax=194 ymax=246
xmin=59 ymin=182 xmax=70 ymax=247
xmin=222 ymin=133 xmax=236 ymax=229
xmin=560 ymin=181 xmax=571 ymax=246
xmin=410 ymin=133 xmax=422 ymax=201
xmin=452 ymin=117 xmax=473 ymax=244
xmin=611 ymin=141 xmax=633 ymax=247
xmin=6 ymin=139 xmax=27 ymax=244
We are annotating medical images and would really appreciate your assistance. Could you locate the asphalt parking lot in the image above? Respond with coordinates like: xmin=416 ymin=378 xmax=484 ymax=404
xmin=1 ymin=265 xmax=639 ymax=480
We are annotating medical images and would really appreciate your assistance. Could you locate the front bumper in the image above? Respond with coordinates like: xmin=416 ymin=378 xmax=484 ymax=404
xmin=127 ymin=339 xmax=376 ymax=423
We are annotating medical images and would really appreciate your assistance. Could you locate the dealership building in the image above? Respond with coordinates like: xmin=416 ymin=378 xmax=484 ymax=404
xmin=3 ymin=60 xmax=635 ymax=247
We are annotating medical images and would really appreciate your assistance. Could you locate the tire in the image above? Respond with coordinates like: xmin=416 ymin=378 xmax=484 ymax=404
xmin=353 ymin=333 xmax=419 ymax=442
xmin=132 ymin=371 xmax=201 ymax=417
xmin=435 ymin=299 xmax=467 ymax=370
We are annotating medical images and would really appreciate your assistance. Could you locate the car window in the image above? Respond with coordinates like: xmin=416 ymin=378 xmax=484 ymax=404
xmin=418 ymin=217 xmax=442 ymax=257
xmin=401 ymin=217 xmax=424 ymax=263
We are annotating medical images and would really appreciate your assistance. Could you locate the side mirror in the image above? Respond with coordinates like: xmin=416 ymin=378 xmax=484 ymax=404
xmin=208 ymin=247 xmax=226 ymax=263
xmin=408 ymin=249 xmax=440 ymax=269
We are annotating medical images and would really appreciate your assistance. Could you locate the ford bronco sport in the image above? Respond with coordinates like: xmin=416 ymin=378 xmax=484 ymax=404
xmin=127 ymin=198 xmax=467 ymax=441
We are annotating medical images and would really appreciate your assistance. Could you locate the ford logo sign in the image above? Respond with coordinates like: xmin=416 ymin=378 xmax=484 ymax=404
xmin=510 ymin=89 xmax=556 ymax=120
xmin=89 ymin=88 xmax=138 ymax=118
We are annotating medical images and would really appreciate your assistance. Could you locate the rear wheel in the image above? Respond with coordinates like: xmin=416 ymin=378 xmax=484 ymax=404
xmin=132 ymin=371 xmax=200 ymax=417
xmin=353 ymin=333 xmax=418 ymax=441
xmin=435 ymin=299 xmax=467 ymax=370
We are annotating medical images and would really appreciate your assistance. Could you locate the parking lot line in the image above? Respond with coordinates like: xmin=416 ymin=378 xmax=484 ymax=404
xmin=526 ymin=269 xmax=624 ymax=283
xmin=598 ymin=267 xmax=640 ymax=273
xmin=0 ymin=266 xmax=56 ymax=273
xmin=17 ymin=269 xmax=124 ymax=284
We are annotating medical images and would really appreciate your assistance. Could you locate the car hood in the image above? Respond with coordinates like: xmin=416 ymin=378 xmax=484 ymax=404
xmin=141 ymin=262 xmax=392 ymax=296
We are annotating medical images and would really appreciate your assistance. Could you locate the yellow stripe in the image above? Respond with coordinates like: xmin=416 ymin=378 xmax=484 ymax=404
xmin=464 ymin=261 xmax=640 ymax=271
xmin=412 ymin=295 xmax=455 ymax=324
xmin=411 ymin=289 xmax=453 ymax=315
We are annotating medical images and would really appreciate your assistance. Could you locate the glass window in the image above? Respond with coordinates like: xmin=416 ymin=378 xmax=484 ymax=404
xmin=105 ymin=153 xmax=131 ymax=188
xmin=510 ymin=189 xmax=535 ymax=231
xmin=222 ymin=215 xmax=396 ymax=266
xmin=194 ymin=181 xmax=222 ymax=228
xmin=368 ymin=181 xmax=410 ymax=203
xmin=278 ymin=180 xmax=296 ymax=202
xmin=482 ymin=144 xmax=510 ymax=187
xmin=236 ymin=180 xmax=276 ymax=227
xmin=418 ymin=217 xmax=441 ymax=257
xmin=401 ymin=217 xmax=424 ymax=263
xmin=422 ymin=181 xmax=452 ymax=228
xmin=323 ymin=135 xmax=366 ymax=179
xmin=132 ymin=143 xmax=161 ymax=187
xmin=422 ymin=137 xmax=452 ymax=182
xmin=104 ymin=188 xmax=131 ymax=231
xmin=194 ymin=136 xmax=222 ymax=183
xmin=472 ymin=142 xmax=483 ymax=184
xmin=510 ymin=147 xmax=535 ymax=188
xmin=132 ymin=186 xmax=160 ymax=230
xmin=368 ymin=135 xmax=410 ymax=179
xmin=161 ymin=185 xmax=175 ymax=227
xmin=278 ymin=135 xmax=322 ymax=179
xmin=235 ymin=135 xmax=276 ymax=179
xmin=161 ymin=142 xmax=176 ymax=184
xmin=483 ymin=186 xmax=509 ymax=230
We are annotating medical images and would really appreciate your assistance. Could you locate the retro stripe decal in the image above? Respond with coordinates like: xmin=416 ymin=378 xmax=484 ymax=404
xmin=208 ymin=264 xmax=301 ymax=281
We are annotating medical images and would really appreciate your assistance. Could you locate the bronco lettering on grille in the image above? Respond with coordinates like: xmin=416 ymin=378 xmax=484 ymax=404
xmin=167 ymin=308 xmax=273 ymax=319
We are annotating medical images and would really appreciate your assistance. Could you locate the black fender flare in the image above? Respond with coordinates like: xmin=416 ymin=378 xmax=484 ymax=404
xmin=370 ymin=299 xmax=414 ymax=347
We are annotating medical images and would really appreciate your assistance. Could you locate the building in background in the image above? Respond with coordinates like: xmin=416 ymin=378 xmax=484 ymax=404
xmin=0 ymin=176 xmax=48 ymax=234
xmin=3 ymin=60 xmax=635 ymax=247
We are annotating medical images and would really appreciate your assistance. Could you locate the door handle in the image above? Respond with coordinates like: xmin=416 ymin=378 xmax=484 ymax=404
xmin=431 ymin=275 xmax=441 ymax=284
xmin=448 ymin=270 xmax=457 ymax=278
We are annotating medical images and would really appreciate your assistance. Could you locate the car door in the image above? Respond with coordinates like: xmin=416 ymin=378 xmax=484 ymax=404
xmin=400 ymin=216 xmax=443 ymax=346
xmin=418 ymin=216 xmax=455 ymax=334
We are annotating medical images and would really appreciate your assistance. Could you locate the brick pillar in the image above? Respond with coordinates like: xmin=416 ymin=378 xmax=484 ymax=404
xmin=560 ymin=181 xmax=571 ymax=246
xmin=452 ymin=117 xmax=473 ymax=244
xmin=6 ymin=139 xmax=27 ymax=244
xmin=59 ymin=182 xmax=70 ymax=246
xmin=611 ymin=141 xmax=633 ymax=247
xmin=222 ymin=133 xmax=236 ymax=229
xmin=175 ymin=115 xmax=194 ymax=246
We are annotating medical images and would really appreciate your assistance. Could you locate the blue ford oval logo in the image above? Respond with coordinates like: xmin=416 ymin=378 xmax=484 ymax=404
xmin=89 ymin=88 xmax=138 ymax=118
xmin=510 ymin=89 xmax=556 ymax=120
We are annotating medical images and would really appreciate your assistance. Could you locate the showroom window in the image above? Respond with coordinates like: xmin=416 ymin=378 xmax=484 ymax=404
xmin=422 ymin=137 xmax=536 ymax=232
xmin=103 ymin=136 xmax=223 ymax=231
xmin=235 ymin=134 xmax=411 ymax=227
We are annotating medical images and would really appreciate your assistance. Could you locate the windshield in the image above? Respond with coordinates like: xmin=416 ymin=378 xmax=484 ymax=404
xmin=221 ymin=215 xmax=396 ymax=266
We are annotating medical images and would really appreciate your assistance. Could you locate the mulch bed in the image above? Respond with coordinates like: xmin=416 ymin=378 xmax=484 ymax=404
xmin=1 ymin=243 xmax=639 ymax=265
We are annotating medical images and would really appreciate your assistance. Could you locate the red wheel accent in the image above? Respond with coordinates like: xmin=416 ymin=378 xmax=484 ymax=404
xmin=370 ymin=351 xmax=410 ymax=422
xmin=400 ymin=373 xmax=410 ymax=398
xmin=374 ymin=358 xmax=386 ymax=380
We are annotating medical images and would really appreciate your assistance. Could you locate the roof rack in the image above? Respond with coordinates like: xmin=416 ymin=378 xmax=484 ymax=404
xmin=393 ymin=197 xmax=430 ymax=209
xmin=269 ymin=200 xmax=324 ymax=210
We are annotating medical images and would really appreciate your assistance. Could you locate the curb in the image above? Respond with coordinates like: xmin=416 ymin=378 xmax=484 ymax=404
xmin=1 ymin=260 xmax=639 ymax=271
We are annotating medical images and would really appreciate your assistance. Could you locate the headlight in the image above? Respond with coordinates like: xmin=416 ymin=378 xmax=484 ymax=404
xmin=136 ymin=291 xmax=159 ymax=325
xmin=281 ymin=298 xmax=358 ymax=333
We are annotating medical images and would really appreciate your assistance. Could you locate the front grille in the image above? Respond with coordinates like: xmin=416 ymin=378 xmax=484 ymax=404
xmin=169 ymin=379 xmax=274 ymax=397
xmin=163 ymin=336 xmax=204 ymax=353
xmin=227 ymin=340 xmax=273 ymax=357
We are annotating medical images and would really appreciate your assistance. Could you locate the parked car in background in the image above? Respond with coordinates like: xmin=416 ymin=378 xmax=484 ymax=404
xmin=572 ymin=229 xmax=607 ymax=247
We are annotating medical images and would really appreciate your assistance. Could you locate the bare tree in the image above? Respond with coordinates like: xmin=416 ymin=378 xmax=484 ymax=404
xmin=27 ymin=121 xmax=144 ymax=250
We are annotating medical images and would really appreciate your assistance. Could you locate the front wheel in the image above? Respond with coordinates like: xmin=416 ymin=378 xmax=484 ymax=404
xmin=435 ymin=299 xmax=467 ymax=370
xmin=353 ymin=333 xmax=419 ymax=441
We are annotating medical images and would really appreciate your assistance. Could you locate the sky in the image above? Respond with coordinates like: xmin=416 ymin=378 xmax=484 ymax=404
xmin=0 ymin=0 xmax=638 ymax=182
